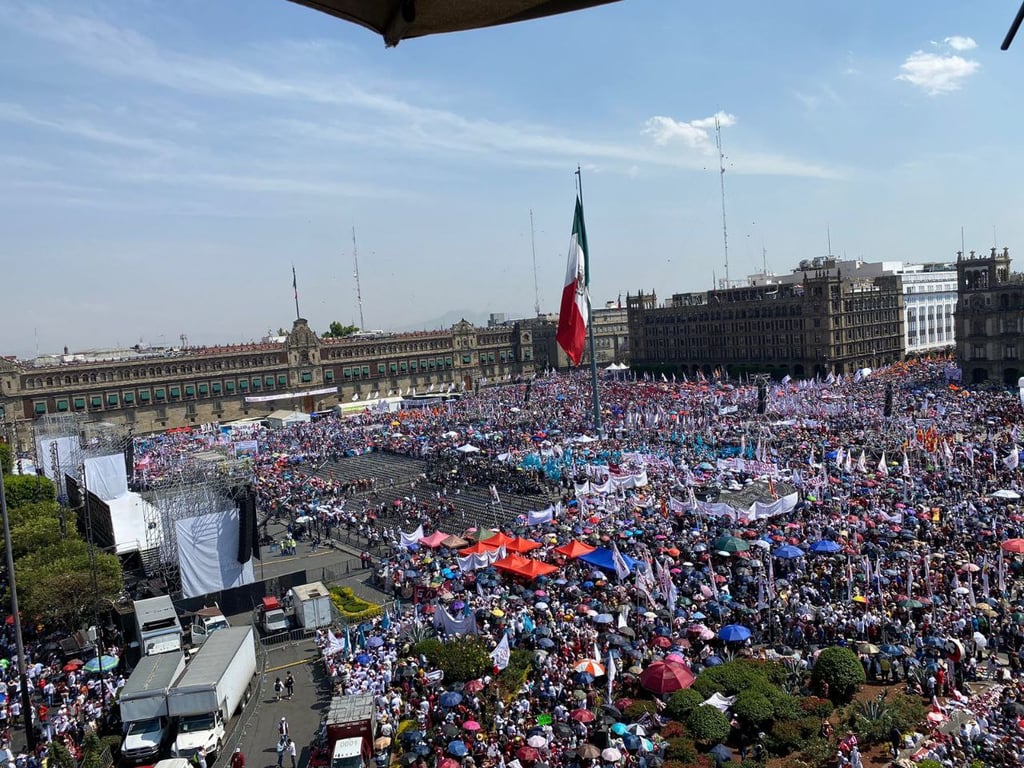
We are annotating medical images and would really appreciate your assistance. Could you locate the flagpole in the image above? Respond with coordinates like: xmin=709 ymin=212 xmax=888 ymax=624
xmin=292 ymin=264 xmax=301 ymax=319
xmin=576 ymin=165 xmax=603 ymax=436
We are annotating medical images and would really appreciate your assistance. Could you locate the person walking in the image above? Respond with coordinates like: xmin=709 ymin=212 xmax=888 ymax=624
xmin=230 ymin=748 xmax=246 ymax=768
xmin=287 ymin=738 xmax=297 ymax=768
xmin=285 ymin=673 xmax=295 ymax=700
xmin=277 ymin=736 xmax=287 ymax=768
xmin=279 ymin=717 xmax=290 ymax=740
xmin=274 ymin=677 xmax=284 ymax=702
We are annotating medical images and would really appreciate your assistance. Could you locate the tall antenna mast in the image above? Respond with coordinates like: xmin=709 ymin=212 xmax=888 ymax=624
xmin=827 ymin=226 xmax=833 ymax=257
xmin=715 ymin=114 xmax=730 ymax=287
xmin=351 ymin=226 xmax=366 ymax=330
xmin=530 ymin=209 xmax=541 ymax=316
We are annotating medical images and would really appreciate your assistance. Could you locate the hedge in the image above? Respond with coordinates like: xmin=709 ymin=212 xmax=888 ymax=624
xmin=812 ymin=647 xmax=865 ymax=703
xmin=686 ymin=705 xmax=730 ymax=745
xmin=330 ymin=586 xmax=382 ymax=621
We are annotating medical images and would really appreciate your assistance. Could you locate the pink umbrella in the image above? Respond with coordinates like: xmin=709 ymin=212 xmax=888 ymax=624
xmin=640 ymin=660 xmax=695 ymax=695
xmin=665 ymin=652 xmax=686 ymax=664
xmin=463 ymin=720 xmax=481 ymax=731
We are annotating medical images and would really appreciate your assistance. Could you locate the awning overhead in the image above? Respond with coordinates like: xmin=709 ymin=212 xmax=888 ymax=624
xmin=287 ymin=0 xmax=620 ymax=47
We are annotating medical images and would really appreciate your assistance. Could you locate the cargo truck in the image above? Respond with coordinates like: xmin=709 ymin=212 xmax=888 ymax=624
xmin=288 ymin=582 xmax=333 ymax=629
xmin=134 ymin=596 xmax=183 ymax=657
xmin=310 ymin=695 xmax=376 ymax=768
xmin=168 ymin=626 xmax=257 ymax=761
xmin=120 ymin=651 xmax=186 ymax=764
xmin=189 ymin=605 xmax=230 ymax=647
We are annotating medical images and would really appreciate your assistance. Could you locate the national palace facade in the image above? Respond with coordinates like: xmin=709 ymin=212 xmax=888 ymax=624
xmin=0 ymin=318 xmax=537 ymax=450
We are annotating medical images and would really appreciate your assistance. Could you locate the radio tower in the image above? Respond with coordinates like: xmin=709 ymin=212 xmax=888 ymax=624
xmin=530 ymin=209 xmax=541 ymax=316
xmin=715 ymin=114 xmax=730 ymax=288
xmin=351 ymin=226 xmax=366 ymax=330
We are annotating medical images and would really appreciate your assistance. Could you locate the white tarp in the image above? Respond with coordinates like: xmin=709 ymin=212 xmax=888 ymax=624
xmin=175 ymin=508 xmax=255 ymax=599
xmin=35 ymin=436 xmax=79 ymax=484
xmin=702 ymin=692 xmax=737 ymax=713
xmin=106 ymin=492 xmax=156 ymax=555
xmin=84 ymin=454 xmax=128 ymax=501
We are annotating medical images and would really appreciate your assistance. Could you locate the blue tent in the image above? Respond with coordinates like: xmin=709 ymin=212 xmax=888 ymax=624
xmin=578 ymin=547 xmax=638 ymax=573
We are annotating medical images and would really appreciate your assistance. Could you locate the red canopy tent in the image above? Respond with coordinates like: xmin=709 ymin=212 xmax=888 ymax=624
xmin=419 ymin=531 xmax=449 ymax=548
xmin=516 ymin=559 xmax=558 ymax=579
xmin=554 ymin=540 xmax=596 ymax=558
xmin=493 ymin=553 xmax=532 ymax=573
xmin=506 ymin=537 xmax=542 ymax=554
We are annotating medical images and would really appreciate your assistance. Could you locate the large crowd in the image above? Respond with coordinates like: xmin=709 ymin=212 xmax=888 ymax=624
xmin=132 ymin=358 xmax=1024 ymax=767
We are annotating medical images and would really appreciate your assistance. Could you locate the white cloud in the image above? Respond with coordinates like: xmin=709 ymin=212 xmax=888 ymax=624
xmin=944 ymin=36 xmax=977 ymax=51
xmin=896 ymin=51 xmax=980 ymax=95
xmin=642 ymin=111 xmax=736 ymax=152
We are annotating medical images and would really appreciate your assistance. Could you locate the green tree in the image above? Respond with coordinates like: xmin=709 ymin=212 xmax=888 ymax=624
xmin=10 ymin=515 xmax=66 ymax=558
xmin=2 ymin=474 xmax=56 ymax=510
xmin=812 ymin=647 xmax=866 ymax=703
xmin=16 ymin=539 xmax=122 ymax=625
xmin=0 ymin=441 xmax=12 ymax=475
xmin=322 ymin=322 xmax=360 ymax=339
xmin=665 ymin=689 xmax=705 ymax=721
xmin=732 ymin=690 xmax=774 ymax=729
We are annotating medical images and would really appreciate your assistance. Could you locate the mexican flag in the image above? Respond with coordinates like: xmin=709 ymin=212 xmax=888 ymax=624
xmin=556 ymin=197 xmax=589 ymax=365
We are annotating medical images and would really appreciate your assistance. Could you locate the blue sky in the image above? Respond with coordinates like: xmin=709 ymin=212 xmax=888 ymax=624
xmin=2 ymin=1 xmax=1021 ymax=356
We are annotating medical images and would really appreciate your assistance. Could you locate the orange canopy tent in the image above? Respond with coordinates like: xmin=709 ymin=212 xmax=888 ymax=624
xmin=485 ymin=531 xmax=516 ymax=548
xmin=494 ymin=554 xmax=558 ymax=580
xmin=493 ymin=553 xmax=532 ymax=572
xmin=554 ymin=541 xmax=596 ymax=559
xmin=506 ymin=537 xmax=542 ymax=554
xmin=460 ymin=541 xmax=499 ymax=555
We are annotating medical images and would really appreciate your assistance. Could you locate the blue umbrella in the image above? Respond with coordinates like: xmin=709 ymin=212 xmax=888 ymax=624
xmin=401 ymin=731 xmax=423 ymax=744
xmin=573 ymin=672 xmax=595 ymax=686
xmin=413 ymin=744 xmax=431 ymax=757
xmin=773 ymin=544 xmax=804 ymax=560
xmin=447 ymin=741 xmax=468 ymax=757
xmin=717 ymin=625 xmax=751 ymax=643
xmin=83 ymin=655 xmax=118 ymax=673
xmin=880 ymin=644 xmax=903 ymax=657
xmin=610 ymin=723 xmax=628 ymax=736
xmin=594 ymin=613 xmax=614 ymax=624
xmin=622 ymin=735 xmax=641 ymax=752
xmin=808 ymin=540 xmax=842 ymax=554
xmin=538 ymin=638 xmax=555 ymax=649
xmin=366 ymin=636 xmax=385 ymax=649
xmin=703 ymin=655 xmax=724 ymax=667
xmin=439 ymin=691 xmax=463 ymax=708
xmin=356 ymin=653 xmax=372 ymax=665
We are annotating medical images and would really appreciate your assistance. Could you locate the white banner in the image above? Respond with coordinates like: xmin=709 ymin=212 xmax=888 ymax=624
xmin=244 ymin=386 xmax=337 ymax=403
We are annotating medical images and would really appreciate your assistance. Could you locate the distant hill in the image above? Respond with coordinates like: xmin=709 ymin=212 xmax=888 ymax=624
xmin=393 ymin=309 xmax=494 ymax=332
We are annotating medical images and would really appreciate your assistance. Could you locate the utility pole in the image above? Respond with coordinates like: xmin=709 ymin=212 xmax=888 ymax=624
xmin=0 ymin=472 xmax=37 ymax=750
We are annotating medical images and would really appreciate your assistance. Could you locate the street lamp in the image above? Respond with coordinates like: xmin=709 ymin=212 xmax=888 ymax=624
xmin=0 ymin=471 xmax=37 ymax=750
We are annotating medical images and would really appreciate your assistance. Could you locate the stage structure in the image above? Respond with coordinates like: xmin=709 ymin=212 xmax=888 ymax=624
xmin=143 ymin=465 xmax=258 ymax=599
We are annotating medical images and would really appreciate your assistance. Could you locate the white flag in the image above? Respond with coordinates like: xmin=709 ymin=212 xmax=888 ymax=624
xmin=606 ymin=652 xmax=616 ymax=700
xmin=902 ymin=452 xmax=911 ymax=477
xmin=877 ymin=452 xmax=889 ymax=477
xmin=490 ymin=633 xmax=511 ymax=671
xmin=1004 ymin=447 xmax=1019 ymax=470
xmin=611 ymin=543 xmax=631 ymax=581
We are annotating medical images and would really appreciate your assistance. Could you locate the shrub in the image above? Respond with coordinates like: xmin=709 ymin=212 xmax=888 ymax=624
xmin=686 ymin=705 xmax=730 ymax=745
xmin=732 ymin=690 xmax=774 ymax=728
xmin=693 ymin=659 xmax=779 ymax=698
xmin=329 ymin=586 xmax=382 ymax=621
xmin=797 ymin=737 xmax=836 ymax=768
xmin=417 ymin=636 xmax=492 ymax=683
xmin=770 ymin=691 xmax=804 ymax=722
xmin=916 ymin=761 xmax=942 ymax=768
xmin=624 ymin=700 xmax=658 ymax=720
xmin=660 ymin=722 xmax=686 ymax=740
xmin=410 ymin=638 xmax=443 ymax=659
xmin=811 ymin=647 xmax=865 ymax=703
xmin=0 ymin=441 xmax=12 ymax=475
xmin=665 ymin=688 xmax=705 ymax=721
xmin=887 ymin=692 xmax=927 ymax=733
xmin=765 ymin=719 xmax=807 ymax=755
xmin=800 ymin=696 xmax=834 ymax=719
xmin=664 ymin=737 xmax=697 ymax=763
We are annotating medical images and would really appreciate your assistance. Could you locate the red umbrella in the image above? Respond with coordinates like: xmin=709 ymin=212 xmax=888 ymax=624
xmin=439 ymin=760 xmax=459 ymax=768
xmin=1002 ymin=538 xmax=1024 ymax=554
xmin=516 ymin=747 xmax=540 ymax=763
xmin=639 ymin=660 xmax=695 ymax=694
xmin=463 ymin=680 xmax=485 ymax=693
xmin=652 ymin=636 xmax=672 ymax=649
xmin=571 ymin=708 xmax=596 ymax=723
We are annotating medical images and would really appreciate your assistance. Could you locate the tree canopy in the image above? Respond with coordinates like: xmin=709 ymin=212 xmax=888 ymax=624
xmin=322 ymin=322 xmax=360 ymax=339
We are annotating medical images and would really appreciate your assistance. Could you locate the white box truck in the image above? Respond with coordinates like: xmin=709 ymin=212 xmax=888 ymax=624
xmin=288 ymin=582 xmax=333 ymax=629
xmin=120 ymin=651 xmax=186 ymax=764
xmin=168 ymin=626 xmax=257 ymax=761
xmin=134 ymin=596 xmax=184 ymax=657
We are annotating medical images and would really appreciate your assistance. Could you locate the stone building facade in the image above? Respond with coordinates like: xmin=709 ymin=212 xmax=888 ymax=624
xmin=627 ymin=268 xmax=905 ymax=379
xmin=954 ymin=247 xmax=1024 ymax=386
xmin=0 ymin=318 xmax=535 ymax=451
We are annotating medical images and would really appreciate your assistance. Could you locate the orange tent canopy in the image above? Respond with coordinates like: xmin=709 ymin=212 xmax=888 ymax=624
xmin=486 ymin=531 xmax=516 ymax=548
xmin=506 ymin=537 xmax=542 ymax=554
xmin=494 ymin=554 xmax=558 ymax=580
xmin=493 ymin=553 xmax=532 ymax=572
xmin=460 ymin=541 xmax=499 ymax=555
xmin=554 ymin=540 xmax=597 ymax=559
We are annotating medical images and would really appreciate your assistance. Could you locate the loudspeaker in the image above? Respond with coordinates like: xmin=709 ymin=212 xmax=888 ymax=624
xmin=230 ymin=485 xmax=259 ymax=564
xmin=884 ymin=384 xmax=894 ymax=418
xmin=757 ymin=383 xmax=767 ymax=415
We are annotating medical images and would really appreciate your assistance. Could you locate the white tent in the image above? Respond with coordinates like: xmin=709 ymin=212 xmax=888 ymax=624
xmin=456 ymin=444 xmax=480 ymax=453
xmin=266 ymin=410 xmax=311 ymax=429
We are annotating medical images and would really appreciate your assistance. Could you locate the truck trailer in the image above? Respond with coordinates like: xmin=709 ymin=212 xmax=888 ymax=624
xmin=288 ymin=582 xmax=333 ymax=629
xmin=168 ymin=626 xmax=257 ymax=761
xmin=120 ymin=651 xmax=186 ymax=764
xmin=134 ymin=596 xmax=184 ymax=657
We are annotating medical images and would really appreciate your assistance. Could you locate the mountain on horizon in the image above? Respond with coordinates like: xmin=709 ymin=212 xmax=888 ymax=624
xmin=392 ymin=309 xmax=494 ymax=332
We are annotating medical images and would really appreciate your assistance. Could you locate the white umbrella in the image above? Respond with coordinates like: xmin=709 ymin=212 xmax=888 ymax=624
xmin=294 ymin=515 xmax=313 ymax=524
xmin=973 ymin=632 xmax=988 ymax=649
xmin=601 ymin=748 xmax=622 ymax=762
xmin=527 ymin=736 xmax=547 ymax=749
xmin=626 ymin=724 xmax=647 ymax=737
xmin=993 ymin=489 xmax=1021 ymax=499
